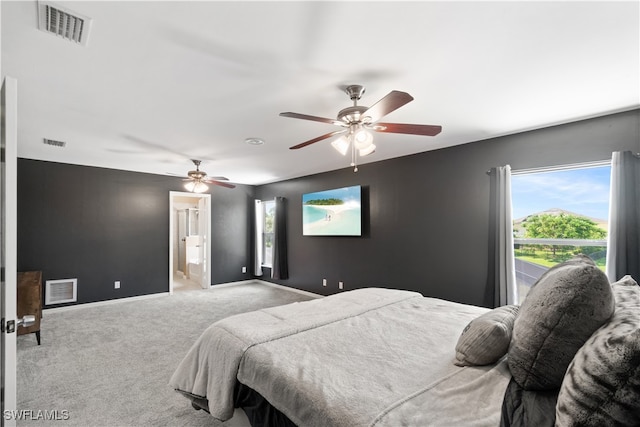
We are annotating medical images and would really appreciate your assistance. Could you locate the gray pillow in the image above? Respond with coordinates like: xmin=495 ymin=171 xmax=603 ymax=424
xmin=454 ymin=304 xmax=519 ymax=366
xmin=555 ymin=275 xmax=640 ymax=426
xmin=508 ymin=255 xmax=614 ymax=390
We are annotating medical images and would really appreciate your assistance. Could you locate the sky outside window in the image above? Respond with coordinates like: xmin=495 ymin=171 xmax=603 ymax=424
xmin=511 ymin=165 xmax=611 ymax=222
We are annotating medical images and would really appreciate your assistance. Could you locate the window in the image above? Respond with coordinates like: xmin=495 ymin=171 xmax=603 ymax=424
xmin=262 ymin=200 xmax=275 ymax=267
xmin=511 ymin=163 xmax=611 ymax=303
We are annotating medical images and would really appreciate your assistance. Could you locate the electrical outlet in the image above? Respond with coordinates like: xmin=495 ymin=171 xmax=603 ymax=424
xmin=339 ymin=281 xmax=344 ymax=290
xmin=114 ymin=281 xmax=120 ymax=289
xmin=242 ymin=266 xmax=247 ymax=273
xmin=322 ymin=278 xmax=327 ymax=287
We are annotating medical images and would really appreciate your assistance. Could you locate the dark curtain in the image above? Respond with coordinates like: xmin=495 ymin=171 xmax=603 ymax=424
xmin=486 ymin=168 xmax=499 ymax=307
xmin=485 ymin=166 xmax=517 ymax=308
xmin=608 ymin=151 xmax=640 ymax=282
xmin=272 ymin=196 xmax=289 ymax=280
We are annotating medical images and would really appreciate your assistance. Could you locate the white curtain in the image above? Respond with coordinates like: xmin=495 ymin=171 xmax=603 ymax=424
xmin=606 ymin=151 xmax=640 ymax=282
xmin=254 ymin=200 xmax=264 ymax=276
xmin=489 ymin=165 xmax=517 ymax=306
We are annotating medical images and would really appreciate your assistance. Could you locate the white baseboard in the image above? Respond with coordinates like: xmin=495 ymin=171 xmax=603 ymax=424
xmin=209 ymin=279 xmax=258 ymax=288
xmin=44 ymin=292 xmax=170 ymax=313
xmin=211 ymin=279 xmax=322 ymax=299
xmin=254 ymin=280 xmax=323 ymax=299
xmin=45 ymin=280 xmax=322 ymax=313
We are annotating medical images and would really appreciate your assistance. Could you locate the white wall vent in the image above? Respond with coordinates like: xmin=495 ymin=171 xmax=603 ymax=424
xmin=45 ymin=278 xmax=78 ymax=305
xmin=37 ymin=1 xmax=93 ymax=47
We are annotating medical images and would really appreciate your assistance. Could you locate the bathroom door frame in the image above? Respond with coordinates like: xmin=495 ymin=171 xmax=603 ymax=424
xmin=168 ymin=192 xmax=211 ymax=293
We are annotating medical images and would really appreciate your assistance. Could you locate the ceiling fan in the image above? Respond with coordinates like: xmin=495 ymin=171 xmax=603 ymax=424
xmin=177 ymin=160 xmax=235 ymax=193
xmin=280 ymin=85 xmax=442 ymax=171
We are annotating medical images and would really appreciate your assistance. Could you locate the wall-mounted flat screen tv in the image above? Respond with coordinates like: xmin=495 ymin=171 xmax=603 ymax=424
xmin=302 ymin=185 xmax=362 ymax=236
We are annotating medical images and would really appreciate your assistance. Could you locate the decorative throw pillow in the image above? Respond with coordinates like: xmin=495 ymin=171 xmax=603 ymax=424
xmin=454 ymin=304 xmax=519 ymax=366
xmin=508 ymin=255 xmax=614 ymax=390
xmin=555 ymin=275 xmax=640 ymax=427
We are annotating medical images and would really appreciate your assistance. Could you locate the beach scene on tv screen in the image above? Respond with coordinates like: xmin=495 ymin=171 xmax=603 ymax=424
xmin=303 ymin=186 xmax=362 ymax=236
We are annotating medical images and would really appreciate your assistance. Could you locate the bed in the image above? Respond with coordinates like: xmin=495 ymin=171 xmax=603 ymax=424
xmin=170 ymin=257 xmax=640 ymax=427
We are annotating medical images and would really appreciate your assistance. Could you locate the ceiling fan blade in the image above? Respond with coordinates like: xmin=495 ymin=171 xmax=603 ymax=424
xmin=280 ymin=112 xmax=343 ymax=126
xmin=210 ymin=180 xmax=236 ymax=189
xmin=362 ymin=90 xmax=414 ymax=122
xmin=289 ymin=130 xmax=346 ymax=150
xmin=373 ymin=122 xmax=442 ymax=136
xmin=205 ymin=176 xmax=229 ymax=181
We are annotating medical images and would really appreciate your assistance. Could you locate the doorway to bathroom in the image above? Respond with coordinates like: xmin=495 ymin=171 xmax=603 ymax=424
xmin=169 ymin=192 xmax=211 ymax=293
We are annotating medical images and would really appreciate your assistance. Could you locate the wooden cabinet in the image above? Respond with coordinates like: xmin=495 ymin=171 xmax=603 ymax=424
xmin=17 ymin=271 xmax=42 ymax=345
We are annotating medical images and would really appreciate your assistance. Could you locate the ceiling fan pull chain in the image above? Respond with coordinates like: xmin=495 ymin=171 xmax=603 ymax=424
xmin=351 ymin=136 xmax=358 ymax=172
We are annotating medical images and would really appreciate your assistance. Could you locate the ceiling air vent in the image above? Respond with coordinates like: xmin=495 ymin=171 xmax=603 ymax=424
xmin=37 ymin=1 xmax=93 ymax=47
xmin=43 ymin=138 xmax=66 ymax=148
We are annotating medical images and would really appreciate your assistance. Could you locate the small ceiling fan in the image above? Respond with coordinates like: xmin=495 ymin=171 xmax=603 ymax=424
xmin=177 ymin=160 xmax=235 ymax=193
xmin=280 ymin=85 xmax=442 ymax=171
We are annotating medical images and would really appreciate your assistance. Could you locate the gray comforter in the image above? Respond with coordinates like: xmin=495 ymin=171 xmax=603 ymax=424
xmin=170 ymin=288 xmax=511 ymax=426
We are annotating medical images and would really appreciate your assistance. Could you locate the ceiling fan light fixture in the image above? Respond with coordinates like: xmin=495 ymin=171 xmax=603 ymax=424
xmin=353 ymin=127 xmax=373 ymax=150
xmin=184 ymin=181 xmax=209 ymax=193
xmin=282 ymin=85 xmax=441 ymax=172
xmin=359 ymin=143 xmax=376 ymax=157
xmin=331 ymin=136 xmax=350 ymax=156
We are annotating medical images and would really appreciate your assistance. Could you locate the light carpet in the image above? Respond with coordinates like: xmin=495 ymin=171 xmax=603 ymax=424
xmin=17 ymin=282 xmax=316 ymax=426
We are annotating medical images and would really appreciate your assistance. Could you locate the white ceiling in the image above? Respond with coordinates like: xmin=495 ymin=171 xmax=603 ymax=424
xmin=2 ymin=1 xmax=639 ymax=185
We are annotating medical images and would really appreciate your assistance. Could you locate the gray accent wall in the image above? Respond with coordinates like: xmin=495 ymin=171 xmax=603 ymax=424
xmin=16 ymin=110 xmax=639 ymax=308
xmin=17 ymin=160 xmax=255 ymax=306
xmin=256 ymin=110 xmax=640 ymax=307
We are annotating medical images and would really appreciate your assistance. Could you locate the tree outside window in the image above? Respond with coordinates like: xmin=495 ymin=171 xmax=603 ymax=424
xmin=511 ymin=164 xmax=610 ymax=302
xmin=518 ymin=212 xmax=606 ymax=261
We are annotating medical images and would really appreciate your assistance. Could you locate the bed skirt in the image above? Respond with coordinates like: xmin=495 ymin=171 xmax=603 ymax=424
xmin=182 ymin=382 xmax=297 ymax=427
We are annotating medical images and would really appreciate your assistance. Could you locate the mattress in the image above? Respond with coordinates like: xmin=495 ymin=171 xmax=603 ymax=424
xmin=170 ymin=288 xmax=512 ymax=426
